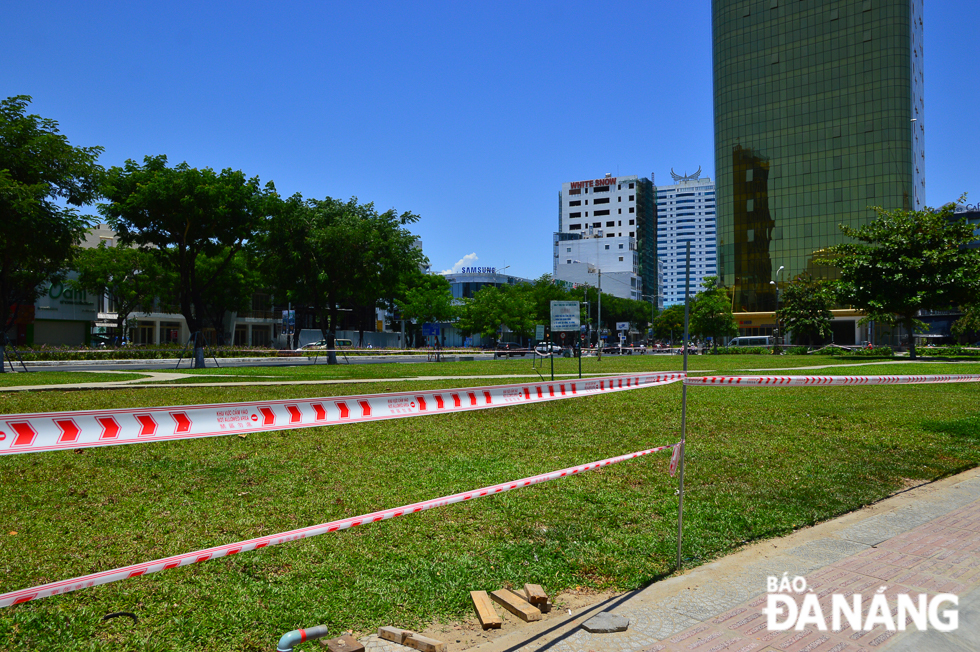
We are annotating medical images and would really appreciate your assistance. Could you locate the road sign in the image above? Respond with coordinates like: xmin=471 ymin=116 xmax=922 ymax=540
xmin=550 ymin=301 xmax=581 ymax=332
xmin=616 ymin=321 xmax=630 ymax=331
xmin=422 ymin=324 xmax=440 ymax=337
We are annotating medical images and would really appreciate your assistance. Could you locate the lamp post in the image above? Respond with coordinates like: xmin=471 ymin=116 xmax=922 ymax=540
xmin=769 ymin=265 xmax=785 ymax=350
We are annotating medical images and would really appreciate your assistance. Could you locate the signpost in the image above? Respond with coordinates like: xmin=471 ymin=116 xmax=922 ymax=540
xmin=549 ymin=301 xmax=581 ymax=381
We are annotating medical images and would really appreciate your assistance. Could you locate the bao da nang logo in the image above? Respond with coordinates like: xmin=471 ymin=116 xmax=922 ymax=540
xmin=764 ymin=574 xmax=958 ymax=632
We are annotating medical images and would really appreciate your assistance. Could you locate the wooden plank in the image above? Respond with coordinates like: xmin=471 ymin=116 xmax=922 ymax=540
xmin=524 ymin=583 xmax=548 ymax=605
xmin=491 ymin=589 xmax=542 ymax=622
xmin=470 ymin=590 xmax=502 ymax=630
xmin=404 ymin=633 xmax=446 ymax=652
xmin=539 ymin=600 xmax=553 ymax=614
xmin=378 ymin=626 xmax=414 ymax=644
xmin=325 ymin=634 xmax=365 ymax=652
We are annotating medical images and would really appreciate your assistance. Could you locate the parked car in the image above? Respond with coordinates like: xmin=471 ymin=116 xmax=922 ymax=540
xmin=534 ymin=343 xmax=563 ymax=355
xmin=495 ymin=342 xmax=527 ymax=357
xmin=296 ymin=340 xmax=329 ymax=351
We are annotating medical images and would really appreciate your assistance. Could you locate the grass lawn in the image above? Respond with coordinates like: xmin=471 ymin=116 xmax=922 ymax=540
xmin=149 ymin=353 xmax=936 ymax=384
xmin=0 ymin=358 xmax=978 ymax=651
xmin=0 ymin=371 xmax=146 ymax=388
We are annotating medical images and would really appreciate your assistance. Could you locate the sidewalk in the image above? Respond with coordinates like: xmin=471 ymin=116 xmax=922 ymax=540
xmin=360 ymin=467 xmax=980 ymax=652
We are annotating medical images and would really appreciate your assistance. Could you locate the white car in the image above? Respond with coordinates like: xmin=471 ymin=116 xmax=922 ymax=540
xmin=296 ymin=340 xmax=329 ymax=351
xmin=534 ymin=343 xmax=563 ymax=355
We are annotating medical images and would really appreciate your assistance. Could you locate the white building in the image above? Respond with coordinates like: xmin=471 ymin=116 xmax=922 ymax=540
xmin=553 ymin=174 xmax=656 ymax=300
xmin=655 ymin=170 xmax=717 ymax=307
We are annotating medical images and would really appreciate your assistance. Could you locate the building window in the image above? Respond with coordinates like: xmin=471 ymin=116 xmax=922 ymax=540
xmin=619 ymin=244 xmax=624 ymax=249
xmin=594 ymin=197 xmax=610 ymax=205
xmin=569 ymin=200 xmax=581 ymax=207
xmin=569 ymin=212 xmax=581 ymax=218
xmin=566 ymin=247 xmax=571 ymax=252
xmin=569 ymin=223 xmax=581 ymax=230
xmin=567 ymin=260 xmax=572 ymax=264
xmin=593 ymin=185 xmax=610 ymax=193
xmin=629 ymin=183 xmax=634 ymax=189
xmin=595 ymin=210 xmax=610 ymax=216
xmin=629 ymin=207 xmax=634 ymax=213
xmin=629 ymin=195 xmax=634 ymax=201
xmin=569 ymin=188 xmax=581 ymax=195
xmin=606 ymin=233 xmax=614 ymax=238
xmin=606 ymin=221 xmax=615 ymax=227
xmin=618 ymin=196 xmax=622 ymax=202
xmin=629 ymin=231 xmax=634 ymax=237
xmin=593 ymin=222 xmax=601 ymax=228
xmin=629 ymin=219 xmax=634 ymax=225
xmin=618 ymin=209 xmax=622 ymax=214
xmin=619 ymin=256 xmax=624 ymax=262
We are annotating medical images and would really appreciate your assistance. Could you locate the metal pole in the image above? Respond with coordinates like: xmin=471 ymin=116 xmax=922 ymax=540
xmin=597 ymin=269 xmax=602 ymax=361
xmin=677 ymin=241 xmax=691 ymax=570
xmin=550 ymin=332 xmax=554 ymax=381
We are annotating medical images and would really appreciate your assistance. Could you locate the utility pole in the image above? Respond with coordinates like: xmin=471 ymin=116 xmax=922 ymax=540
xmin=597 ymin=267 xmax=602 ymax=360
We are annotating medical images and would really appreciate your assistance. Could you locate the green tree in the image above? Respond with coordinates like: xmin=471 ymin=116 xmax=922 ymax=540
xmin=689 ymin=276 xmax=738 ymax=351
xmin=774 ymin=272 xmax=833 ymax=346
xmin=822 ymin=201 xmax=980 ymax=359
xmin=71 ymin=242 xmax=173 ymax=338
xmin=0 ymin=95 xmax=104 ymax=365
xmin=396 ymin=274 xmax=457 ymax=345
xmin=653 ymin=304 xmax=685 ymax=343
xmin=100 ymin=155 xmax=274 ymax=366
xmin=262 ymin=194 xmax=424 ymax=363
xmin=196 ymin=247 xmax=262 ymax=345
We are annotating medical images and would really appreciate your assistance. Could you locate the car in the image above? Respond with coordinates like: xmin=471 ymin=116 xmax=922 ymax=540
xmin=296 ymin=340 xmax=329 ymax=351
xmin=534 ymin=343 xmax=563 ymax=355
xmin=495 ymin=342 xmax=526 ymax=357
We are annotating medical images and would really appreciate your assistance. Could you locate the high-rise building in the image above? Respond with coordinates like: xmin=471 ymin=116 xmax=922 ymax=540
xmin=553 ymin=174 xmax=657 ymax=301
xmin=655 ymin=169 xmax=717 ymax=307
xmin=713 ymin=0 xmax=924 ymax=316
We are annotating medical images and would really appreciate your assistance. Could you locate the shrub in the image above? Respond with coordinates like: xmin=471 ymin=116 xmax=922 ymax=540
xmin=711 ymin=346 xmax=770 ymax=355
xmin=787 ymin=346 xmax=810 ymax=355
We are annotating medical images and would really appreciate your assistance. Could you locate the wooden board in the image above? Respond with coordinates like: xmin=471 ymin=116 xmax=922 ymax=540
xmin=325 ymin=634 xmax=365 ymax=652
xmin=491 ymin=589 xmax=543 ymax=622
xmin=378 ymin=626 xmax=414 ymax=644
xmin=524 ymin=583 xmax=548 ymax=605
xmin=470 ymin=590 xmax=502 ymax=630
xmin=404 ymin=633 xmax=446 ymax=652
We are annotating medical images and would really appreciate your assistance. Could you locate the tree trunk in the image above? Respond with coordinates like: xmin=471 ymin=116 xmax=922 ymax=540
xmin=906 ymin=315 xmax=917 ymax=360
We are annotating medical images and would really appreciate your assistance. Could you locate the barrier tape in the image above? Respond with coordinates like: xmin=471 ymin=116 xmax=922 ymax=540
xmin=684 ymin=374 xmax=980 ymax=387
xmin=0 ymin=442 xmax=678 ymax=607
xmin=0 ymin=373 xmax=685 ymax=456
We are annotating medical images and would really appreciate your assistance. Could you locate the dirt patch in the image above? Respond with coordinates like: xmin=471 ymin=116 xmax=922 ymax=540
xmin=411 ymin=587 xmax=619 ymax=651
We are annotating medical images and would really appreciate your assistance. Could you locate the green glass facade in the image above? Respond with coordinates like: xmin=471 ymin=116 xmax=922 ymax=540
xmin=713 ymin=0 xmax=924 ymax=312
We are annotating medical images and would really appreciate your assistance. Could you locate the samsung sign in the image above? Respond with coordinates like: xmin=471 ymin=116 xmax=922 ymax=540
xmin=460 ymin=267 xmax=497 ymax=274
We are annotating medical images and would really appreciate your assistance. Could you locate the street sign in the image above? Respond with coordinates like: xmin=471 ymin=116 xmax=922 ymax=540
xmin=535 ymin=324 xmax=545 ymax=340
xmin=550 ymin=301 xmax=581 ymax=332
xmin=422 ymin=324 xmax=440 ymax=337
xmin=616 ymin=321 xmax=629 ymax=331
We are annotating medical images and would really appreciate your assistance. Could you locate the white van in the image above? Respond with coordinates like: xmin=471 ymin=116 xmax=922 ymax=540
xmin=727 ymin=336 xmax=773 ymax=347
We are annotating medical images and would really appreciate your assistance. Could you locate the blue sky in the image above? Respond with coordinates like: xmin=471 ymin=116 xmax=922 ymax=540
xmin=3 ymin=1 xmax=977 ymax=281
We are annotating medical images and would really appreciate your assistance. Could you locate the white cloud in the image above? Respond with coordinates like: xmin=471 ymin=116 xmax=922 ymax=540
xmin=441 ymin=252 xmax=478 ymax=275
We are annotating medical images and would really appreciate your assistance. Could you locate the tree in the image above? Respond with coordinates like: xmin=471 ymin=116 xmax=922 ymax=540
xmin=774 ymin=272 xmax=833 ymax=346
xmin=395 ymin=274 xmax=456 ymax=346
xmin=100 ymin=155 xmax=274 ymax=367
xmin=196 ymin=248 xmax=261 ymax=345
xmin=262 ymin=194 xmax=425 ymax=364
xmin=71 ymin=242 xmax=173 ymax=339
xmin=0 ymin=95 xmax=104 ymax=367
xmin=822 ymin=202 xmax=980 ymax=359
xmin=653 ymin=304 xmax=686 ymax=342
xmin=689 ymin=276 xmax=738 ymax=351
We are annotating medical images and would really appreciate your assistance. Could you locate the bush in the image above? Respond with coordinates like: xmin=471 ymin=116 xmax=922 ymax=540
xmin=13 ymin=345 xmax=281 ymax=361
xmin=812 ymin=345 xmax=893 ymax=357
xmin=923 ymin=345 xmax=980 ymax=357
xmin=711 ymin=346 xmax=770 ymax=355
xmin=787 ymin=346 xmax=810 ymax=355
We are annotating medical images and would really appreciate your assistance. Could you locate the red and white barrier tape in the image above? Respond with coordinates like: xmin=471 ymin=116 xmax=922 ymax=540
xmin=684 ymin=374 xmax=980 ymax=387
xmin=0 ymin=373 xmax=684 ymax=456
xmin=0 ymin=442 xmax=678 ymax=607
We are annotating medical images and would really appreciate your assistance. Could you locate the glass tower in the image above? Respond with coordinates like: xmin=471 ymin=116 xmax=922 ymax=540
xmin=713 ymin=0 xmax=924 ymax=313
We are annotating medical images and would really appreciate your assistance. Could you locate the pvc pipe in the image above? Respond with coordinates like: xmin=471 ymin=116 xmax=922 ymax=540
xmin=277 ymin=625 xmax=330 ymax=651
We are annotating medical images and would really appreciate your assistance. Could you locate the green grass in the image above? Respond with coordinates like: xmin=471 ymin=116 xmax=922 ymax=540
xmin=0 ymin=371 xmax=146 ymax=387
xmin=0 ymin=359 xmax=979 ymax=650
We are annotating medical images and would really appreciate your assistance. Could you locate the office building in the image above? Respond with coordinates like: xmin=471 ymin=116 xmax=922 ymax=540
xmin=553 ymin=174 xmax=657 ymax=300
xmin=655 ymin=169 xmax=717 ymax=307
xmin=713 ymin=0 xmax=924 ymax=333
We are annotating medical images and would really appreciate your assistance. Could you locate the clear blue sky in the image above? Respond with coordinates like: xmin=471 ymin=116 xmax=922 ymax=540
xmin=3 ymin=1 xmax=977 ymax=281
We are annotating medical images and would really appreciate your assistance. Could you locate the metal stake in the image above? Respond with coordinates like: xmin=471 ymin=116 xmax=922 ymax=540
xmin=677 ymin=242 xmax=691 ymax=570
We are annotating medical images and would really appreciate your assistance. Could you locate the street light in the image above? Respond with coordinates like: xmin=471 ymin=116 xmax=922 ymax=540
xmin=769 ymin=265 xmax=785 ymax=349
xmin=570 ymin=260 xmax=602 ymax=359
